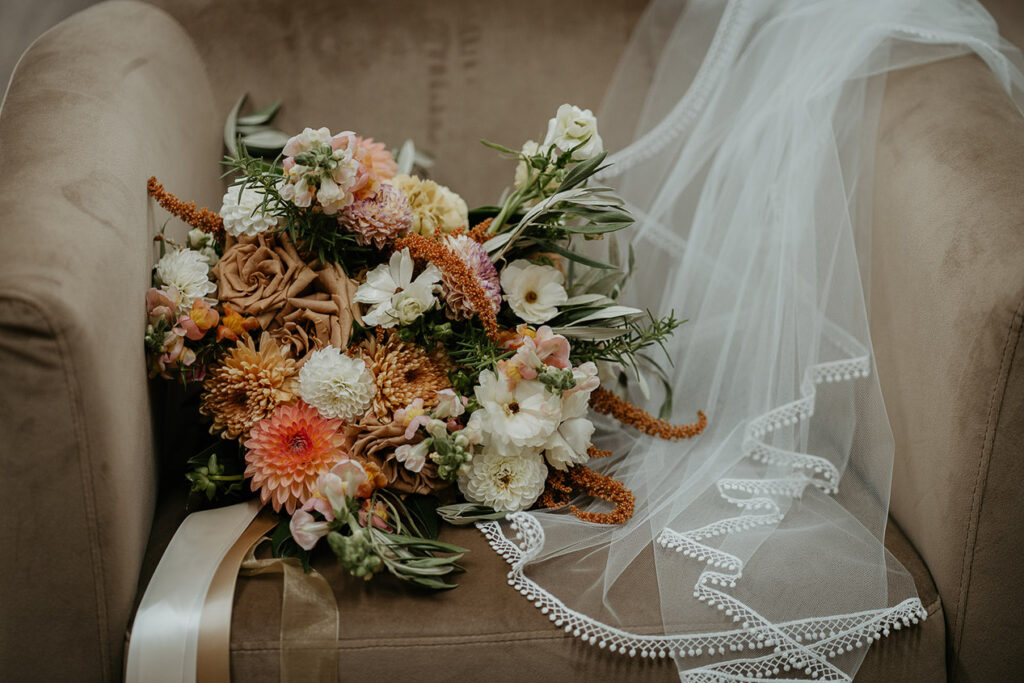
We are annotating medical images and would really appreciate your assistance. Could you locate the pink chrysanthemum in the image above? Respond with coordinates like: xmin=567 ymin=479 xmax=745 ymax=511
xmin=340 ymin=184 xmax=413 ymax=249
xmin=244 ymin=401 xmax=348 ymax=514
xmin=441 ymin=234 xmax=502 ymax=319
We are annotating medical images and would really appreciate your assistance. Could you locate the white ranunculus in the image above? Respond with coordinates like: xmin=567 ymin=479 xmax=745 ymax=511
xmin=542 ymin=104 xmax=603 ymax=161
xmin=458 ymin=447 xmax=548 ymax=513
xmin=153 ymin=248 xmax=216 ymax=311
xmin=468 ymin=369 xmax=562 ymax=449
xmin=298 ymin=347 xmax=376 ymax=421
xmin=219 ymin=184 xmax=280 ymax=238
xmin=544 ymin=415 xmax=595 ymax=471
xmin=353 ymin=248 xmax=441 ymax=328
xmin=500 ymin=259 xmax=568 ymax=325
xmin=391 ymin=281 xmax=437 ymax=325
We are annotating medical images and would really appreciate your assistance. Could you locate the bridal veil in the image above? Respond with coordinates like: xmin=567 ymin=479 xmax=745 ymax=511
xmin=477 ymin=1 xmax=1024 ymax=680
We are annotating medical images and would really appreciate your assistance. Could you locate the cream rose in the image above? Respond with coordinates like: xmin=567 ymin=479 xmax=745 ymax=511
xmin=542 ymin=104 xmax=603 ymax=161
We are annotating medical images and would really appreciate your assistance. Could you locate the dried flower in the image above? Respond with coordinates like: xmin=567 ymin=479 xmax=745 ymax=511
xmin=589 ymin=387 xmax=707 ymax=441
xmin=147 ymin=177 xmax=225 ymax=242
xmin=244 ymin=401 xmax=347 ymax=513
xmin=200 ymin=332 xmax=299 ymax=439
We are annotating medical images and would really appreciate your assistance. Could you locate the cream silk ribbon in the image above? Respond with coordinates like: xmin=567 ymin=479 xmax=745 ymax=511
xmin=126 ymin=500 xmax=265 ymax=683
xmin=126 ymin=500 xmax=339 ymax=682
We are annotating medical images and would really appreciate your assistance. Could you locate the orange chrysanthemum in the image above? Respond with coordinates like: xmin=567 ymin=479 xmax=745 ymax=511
xmin=200 ymin=333 xmax=299 ymax=439
xmin=364 ymin=331 xmax=452 ymax=420
xmin=244 ymin=402 xmax=348 ymax=513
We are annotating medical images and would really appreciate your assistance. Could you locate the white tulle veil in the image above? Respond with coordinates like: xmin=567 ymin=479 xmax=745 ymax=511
xmin=476 ymin=1 xmax=1024 ymax=680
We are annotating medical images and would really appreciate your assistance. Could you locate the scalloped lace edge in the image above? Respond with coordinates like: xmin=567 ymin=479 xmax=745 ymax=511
xmin=476 ymin=332 xmax=926 ymax=682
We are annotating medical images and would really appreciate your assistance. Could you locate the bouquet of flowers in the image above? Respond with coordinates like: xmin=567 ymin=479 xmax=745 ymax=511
xmin=144 ymin=100 xmax=706 ymax=589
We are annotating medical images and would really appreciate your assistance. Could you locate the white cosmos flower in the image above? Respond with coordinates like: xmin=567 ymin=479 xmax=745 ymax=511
xmin=298 ymin=346 xmax=376 ymax=421
xmin=467 ymin=369 xmax=562 ymax=449
xmin=542 ymin=104 xmax=603 ymax=161
xmin=154 ymin=248 xmax=216 ymax=312
xmin=500 ymin=259 xmax=568 ymax=325
xmin=353 ymin=248 xmax=441 ymax=328
xmin=459 ymin=447 xmax=548 ymax=512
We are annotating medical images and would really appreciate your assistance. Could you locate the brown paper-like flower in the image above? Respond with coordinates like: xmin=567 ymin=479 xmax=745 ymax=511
xmin=361 ymin=332 xmax=452 ymax=420
xmin=214 ymin=233 xmax=362 ymax=358
xmin=199 ymin=332 xmax=299 ymax=439
xmin=345 ymin=414 xmax=453 ymax=497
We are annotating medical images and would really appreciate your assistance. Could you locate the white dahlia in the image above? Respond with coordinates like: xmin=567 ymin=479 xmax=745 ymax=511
xmin=459 ymin=447 xmax=548 ymax=512
xmin=220 ymin=184 xmax=280 ymax=237
xmin=500 ymin=259 xmax=568 ymax=324
xmin=298 ymin=346 xmax=376 ymax=421
xmin=154 ymin=248 xmax=216 ymax=311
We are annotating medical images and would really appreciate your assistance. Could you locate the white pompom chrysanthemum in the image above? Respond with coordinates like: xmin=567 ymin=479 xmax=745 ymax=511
xmin=220 ymin=184 xmax=280 ymax=237
xmin=459 ymin=447 xmax=548 ymax=512
xmin=297 ymin=347 xmax=376 ymax=421
xmin=154 ymin=248 xmax=216 ymax=309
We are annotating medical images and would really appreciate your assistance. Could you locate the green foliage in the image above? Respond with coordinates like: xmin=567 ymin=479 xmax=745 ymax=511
xmin=185 ymin=441 xmax=247 ymax=501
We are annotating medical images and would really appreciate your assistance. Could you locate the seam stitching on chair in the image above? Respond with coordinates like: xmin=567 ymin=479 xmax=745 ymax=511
xmin=0 ymin=291 xmax=110 ymax=680
xmin=952 ymin=296 xmax=1024 ymax=676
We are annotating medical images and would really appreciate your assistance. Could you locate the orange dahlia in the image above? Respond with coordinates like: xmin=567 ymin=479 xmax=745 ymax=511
xmin=244 ymin=401 xmax=349 ymax=513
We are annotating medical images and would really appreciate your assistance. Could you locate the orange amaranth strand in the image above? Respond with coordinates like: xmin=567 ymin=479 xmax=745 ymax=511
xmin=393 ymin=233 xmax=501 ymax=342
xmin=537 ymin=466 xmax=636 ymax=525
xmin=148 ymin=176 xmax=225 ymax=242
xmin=589 ymin=387 xmax=707 ymax=441
xmin=467 ymin=218 xmax=493 ymax=243
xmin=586 ymin=445 xmax=613 ymax=459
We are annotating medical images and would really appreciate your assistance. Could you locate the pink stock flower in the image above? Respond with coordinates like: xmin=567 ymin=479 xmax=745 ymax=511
xmin=394 ymin=398 xmax=431 ymax=439
xmin=146 ymin=287 xmax=178 ymax=325
xmin=532 ymin=326 xmax=571 ymax=369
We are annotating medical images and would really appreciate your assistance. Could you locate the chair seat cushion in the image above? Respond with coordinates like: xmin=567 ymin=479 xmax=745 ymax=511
xmin=201 ymin=512 xmax=939 ymax=681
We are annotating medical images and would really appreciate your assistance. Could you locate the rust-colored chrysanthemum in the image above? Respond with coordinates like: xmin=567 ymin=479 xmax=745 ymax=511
xmin=244 ymin=401 xmax=348 ymax=513
xmin=363 ymin=331 xmax=452 ymax=420
xmin=200 ymin=332 xmax=299 ymax=439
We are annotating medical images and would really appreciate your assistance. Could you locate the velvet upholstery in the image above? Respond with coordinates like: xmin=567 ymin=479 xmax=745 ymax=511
xmin=872 ymin=54 xmax=1024 ymax=680
xmin=0 ymin=1 xmax=1021 ymax=681
xmin=0 ymin=2 xmax=220 ymax=681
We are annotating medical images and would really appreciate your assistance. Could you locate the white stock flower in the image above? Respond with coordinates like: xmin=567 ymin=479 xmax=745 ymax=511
xmin=459 ymin=447 xmax=548 ymax=512
xmin=543 ymin=389 xmax=595 ymax=470
xmin=154 ymin=248 xmax=216 ymax=310
xmin=395 ymin=440 xmax=430 ymax=473
xmin=542 ymin=104 xmax=603 ymax=161
xmin=353 ymin=248 xmax=441 ymax=328
xmin=514 ymin=140 xmax=541 ymax=191
xmin=219 ymin=184 xmax=280 ymax=237
xmin=298 ymin=347 xmax=376 ymax=421
xmin=500 ymin=259 xmax=568 ymax=324
xmin=468 ymin=369 xmax=562 ymax=449
xmin=433 ymin=388 xmax=465 ymax=419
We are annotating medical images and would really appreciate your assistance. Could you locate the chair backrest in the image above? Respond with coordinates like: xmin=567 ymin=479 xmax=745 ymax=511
xmin=0 ymin=2 xmax=220 ymax=679
xmin=871 ymin=54 xmax=1024 ymax=680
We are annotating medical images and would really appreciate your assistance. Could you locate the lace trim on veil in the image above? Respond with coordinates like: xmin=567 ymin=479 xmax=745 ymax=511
xmin=476 ymin=334 xmax=927 ymax=681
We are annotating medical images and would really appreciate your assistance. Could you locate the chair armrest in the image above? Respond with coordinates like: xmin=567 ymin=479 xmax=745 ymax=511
xmin=0 ymin=1 xmax=220 ymax=679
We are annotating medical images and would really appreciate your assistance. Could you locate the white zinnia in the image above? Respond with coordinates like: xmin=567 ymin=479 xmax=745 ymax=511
xmin=298 ymin=347 xmax=376 ymax=421
xmin=220 ymin=184 xmax=279 ymax=237
xmin=459 ymin=447 xmax=548 ymax=513
xmin=154 ymin=248 xmax=216 ymax=310
xmin=542 ymin=104 xmax=603 ymax=161
xmin=467 ymin=369 xmax=562 ymax=449
xmin=500 ymin=259 xmax=568 ymax=325
xmin=353 ymin=248 xmax=441 ymax=328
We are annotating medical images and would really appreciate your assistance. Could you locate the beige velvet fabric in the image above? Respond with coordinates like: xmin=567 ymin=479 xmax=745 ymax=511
xmin=872 ymin=54 xmax=1024 ymax=680
xmin=0 ymin=1 xmax=220 ymax=680
xmin=217 ymin=516 xmax=942 ymax=683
